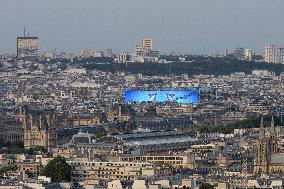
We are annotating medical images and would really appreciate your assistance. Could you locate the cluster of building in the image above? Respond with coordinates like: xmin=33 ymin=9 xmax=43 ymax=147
xmin=0 ymin=34 xmax=284 ymax=188
xmin=234 ymin=48 xmax=253 ymax=61
xmin=0 ymin=57 xmax=283 ymax=188
xmin=11 ymin=33 xmax=284 ymax=64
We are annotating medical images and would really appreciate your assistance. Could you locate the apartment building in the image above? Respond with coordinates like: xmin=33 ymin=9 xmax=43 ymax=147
xmin=68 ymin=161 xmax=156 ymax=182
xmin=119 ymin=154 xmax=194 ymax=168
xmin=264 ymin=44 xmax=283 ymax=64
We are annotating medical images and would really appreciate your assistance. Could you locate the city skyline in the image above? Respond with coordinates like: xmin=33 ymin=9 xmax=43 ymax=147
xmin=0 ymin=0 xmax=283 ymax=54
xmin=1 ymin=1 xmax=284 ymax=188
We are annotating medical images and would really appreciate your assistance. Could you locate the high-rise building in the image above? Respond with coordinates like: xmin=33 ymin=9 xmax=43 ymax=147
xmin=244 ymin=48 xmax=253 ymax=61
xmin=264 ymin=44 xmax=280 ymax=64
xmin=142 ymin=38 xmax=153 ymax=51
xmin=280 ymin=48 xmax=284 ymax=64
xmin=17 ymin=36 xmax=39 ymax=60
xmin=234 ymin=47 xmax=244 ymax=60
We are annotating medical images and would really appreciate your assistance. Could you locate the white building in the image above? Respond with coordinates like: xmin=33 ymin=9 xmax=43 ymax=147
xmin=244 ymin=48 xmax=252 ymax=61
xmin=264 ymin=44 xmax=281 ymax=64
xmin=116 ymin=52 xmax=130 ymax=63
xmin=280 ymin=48 xmax=284 ymax=64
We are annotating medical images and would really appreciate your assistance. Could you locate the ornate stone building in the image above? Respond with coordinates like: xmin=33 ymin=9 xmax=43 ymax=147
xmin=254 ymin=116 xmax=284 ymax=174
xmin=19 ymin=109 xmax=56 ymax=152
xmin=0 ymin=115 xmax=23 ymax=143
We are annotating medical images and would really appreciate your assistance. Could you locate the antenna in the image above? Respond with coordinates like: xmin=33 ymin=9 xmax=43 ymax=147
xmin=24 ymin=26 xmax=26 ymax=37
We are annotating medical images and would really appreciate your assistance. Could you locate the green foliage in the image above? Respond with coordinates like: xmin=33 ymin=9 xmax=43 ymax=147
xmin=0 ymin=142 xmax=25 ymax=154
xmin=199 ymin=183 xmax=215 ymax=189
xmin=41 ymin=156 xmax=72 ymax=183
xmin=34 ymin=145 xmax=47 ymax=153
xmin=0 ymin=142 xmax=46 ymax=155
xmin=0 ymin=165 xmax=16 ymax=178
xmin=81 ymin=61 xmax=284 ymax=76
xmin=198 ymin=115 xmax=280 ymax=134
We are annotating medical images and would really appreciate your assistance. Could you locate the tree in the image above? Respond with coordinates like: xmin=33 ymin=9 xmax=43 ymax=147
xmin=0 ymin=165 xmax=16 ymax=178
xmin=199 ymin=183 xmax=214 ymax=189
xmin=41 ymin=156 xmax=72 ymax=183
xmin=34 ymin=145 xmax=46 ymax=153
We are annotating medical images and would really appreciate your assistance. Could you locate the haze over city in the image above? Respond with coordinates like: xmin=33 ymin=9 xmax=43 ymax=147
xmin=1 ymin=1 xmax=284 ymax=189
xmin=0 ymin=0 xmax=284 ymax=54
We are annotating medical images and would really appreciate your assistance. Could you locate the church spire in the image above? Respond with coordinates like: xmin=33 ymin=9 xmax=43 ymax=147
xmin=271 ymin=115 xmax=276 ymax=137
xmin=260 ymin=116 xmax=265 ymax=139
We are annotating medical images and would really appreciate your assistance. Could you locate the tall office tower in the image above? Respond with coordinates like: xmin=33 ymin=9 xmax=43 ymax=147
xmin=106 ymin=49 xmax=113 ymax=57
xmin=244 ymin=48 xmax=253 ymax=61
xmin=17 ymin=36 xmax=39 ymax=60
xmin=234 ymin=47 xmax=244 ymax=60
xmin=142 ymin=38 xmax=153 ymax=51
xmin=264 ymin=44 xmax=280 ymax=64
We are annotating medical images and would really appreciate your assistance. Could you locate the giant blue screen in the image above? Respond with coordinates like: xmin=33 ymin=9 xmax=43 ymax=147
xmin=124 ymin=90 xmax=198 ymax=104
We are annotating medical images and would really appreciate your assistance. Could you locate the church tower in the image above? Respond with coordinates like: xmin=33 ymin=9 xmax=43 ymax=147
xmin=269 ymin=116 xmax=279 ymax=153
xmin=254 ymin=116 xmax=269 ymax=174
xmin=21 ymin=109 xmax=56 ymax=152
xmin=254 ymin=116 xmax=280 ymax=174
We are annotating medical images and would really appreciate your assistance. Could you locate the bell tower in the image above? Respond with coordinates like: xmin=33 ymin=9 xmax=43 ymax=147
xmin=254 ymin=116 xmax=280 ymax=175
xmin=270 ymin=116 xmax=279 ymax=153
xmin=254 ymin=116 xmax=269 ymax=174
xmin=21 ymin=109 xmax=56 ymax=152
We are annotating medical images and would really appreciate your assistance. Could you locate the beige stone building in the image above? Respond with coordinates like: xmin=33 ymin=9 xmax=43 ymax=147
xmin=68 ymin=160 xmax=157 ymax=182
xmin=254 ymin=116 xmax=284 ymax=174
xmin=119 ymin=154 xmax=195 ymax=169
xmin=19 ymin=111 xmax=56 ymax=152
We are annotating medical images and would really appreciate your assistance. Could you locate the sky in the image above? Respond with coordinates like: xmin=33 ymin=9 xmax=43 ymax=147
xmin=0 ymin=0 xmax=283 ymax=54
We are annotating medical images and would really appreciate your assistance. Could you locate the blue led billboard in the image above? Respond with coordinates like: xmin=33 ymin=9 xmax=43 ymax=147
xmin=124 ymin=90 xmax=198 ymax=104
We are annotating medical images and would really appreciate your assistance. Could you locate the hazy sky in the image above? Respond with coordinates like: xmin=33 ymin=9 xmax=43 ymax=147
xmin=0 ymin=0 xmax=283 ymax=54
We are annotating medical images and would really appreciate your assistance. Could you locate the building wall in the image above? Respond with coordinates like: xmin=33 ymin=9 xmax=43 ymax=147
xmin=68 ymin=161 xmax=156 ymax=182
xmin=264 ymin=44 xmax=280 ymax=64
xmin=0 ymin=115 xmax=23 ymax=143
xmin=21 ymin=114 xmax=56 ymax=152
xmin=142 ymin=38 xmax=153 ymax=51
xmin=120 ymin=155 xmax=194 ymax=168
xmin=17 ymin=37 xmax=39 ymax=60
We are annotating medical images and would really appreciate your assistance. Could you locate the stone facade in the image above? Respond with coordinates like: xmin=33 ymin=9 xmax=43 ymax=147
xmin=20 ymin=110 xmax=56 ymax=152
xmin=253 ymin=116 xmax=284 ymax=174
